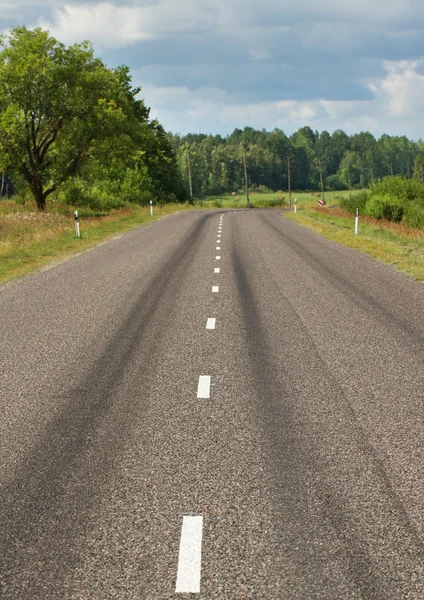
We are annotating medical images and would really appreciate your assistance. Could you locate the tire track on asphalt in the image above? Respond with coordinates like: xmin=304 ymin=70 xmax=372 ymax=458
xmin=260 ymin=212 xmax=424 ymax=346
xmin=0 ymin=213 xmax=214 ymax=597
xmin=231 ymin=213 xmax=424 ymax=599
xmin=241 ymin=211 xmax=424 ymax=551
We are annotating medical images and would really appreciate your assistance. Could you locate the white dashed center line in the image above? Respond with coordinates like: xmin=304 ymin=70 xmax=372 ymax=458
xmin=212 ymin=286 xmax=219 ymax=293
xmin=206 ymin=318 xmax=216 ymax=329
xmin=214 ymin=267 xmax=220 ymax=273
xmin=216 ymin=246 xmax=221 ymax=250
xmin=197 ymin=376 xmax=211 ymax=398
xmin=216 ymin=256 xmax=221 ymax=260
xmin=175 ymin=516 xmax=203 ymax=594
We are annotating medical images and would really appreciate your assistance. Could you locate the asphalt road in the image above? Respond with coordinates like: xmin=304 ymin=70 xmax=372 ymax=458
xmin=0 ymin=209 xmax=423 ymax=599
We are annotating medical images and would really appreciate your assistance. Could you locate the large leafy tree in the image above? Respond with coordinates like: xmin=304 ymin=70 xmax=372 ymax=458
xmin=0 ymin=27 xmax=147 ymax=210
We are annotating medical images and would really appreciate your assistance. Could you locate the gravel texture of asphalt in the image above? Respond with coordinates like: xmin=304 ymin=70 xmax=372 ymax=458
xmin=0 ymin=209 xmax=423 ymax=599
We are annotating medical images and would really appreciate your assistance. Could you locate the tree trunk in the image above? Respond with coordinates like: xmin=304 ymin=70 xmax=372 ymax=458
xmin=0 ymin=172 xmax=4 ymax=197
xmin=31 ymin=181 xmax=47 ymax=210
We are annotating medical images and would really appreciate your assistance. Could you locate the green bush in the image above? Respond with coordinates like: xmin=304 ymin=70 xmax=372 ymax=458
xmin=370 ymin=175 xmax=424 ymax=203
xmin=212 ymin=199 xmax=222 ymax=208
xmin=63 ymin=179 xmax=125 ymax=212
xmin=365 ymin=195 xmax=404 ymax=222
xmin=325 ymin=174 xmax=345 ymax=190
xmin=257 ymin=196 xmax=287 ymax=208
xmin=404 ymin=203 xmax=424 ymax=228
xmin=119 ymin=166 xmax=156 ymax=205
xmin=250 ymin=184 xmax=273 ymax=194
xmin=338 ymin=176 xmax=424 ymax=227
xmin=340 ymin=190 xmax=369 ymax=214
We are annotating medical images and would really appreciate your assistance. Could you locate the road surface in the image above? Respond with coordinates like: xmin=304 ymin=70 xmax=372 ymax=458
xmin=0 ymin=209 xmax=423 ymax=599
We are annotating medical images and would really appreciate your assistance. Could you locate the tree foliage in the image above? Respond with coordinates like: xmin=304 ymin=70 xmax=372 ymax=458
xmin=0 ymin=27 xmax=184 ymax=210
xmin=171 ymin=127 xmax=423 ymax=197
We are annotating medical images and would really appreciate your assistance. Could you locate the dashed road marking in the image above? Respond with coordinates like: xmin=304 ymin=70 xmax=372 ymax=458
xmin=206 ymin=318 xmax=216 ymax=329
xmin=212 ymin=286 xmax=219 ymax=293
xmin=214 ymin=268 xmax=220 ymax=273
xmin=216 ymin=246 xmax=221 ymax=250
xmin=175 ymin=516 xmax=203 ymax=594
xmin=197 ymin=376 xmax=211 ymax=399
xmin=216 ymin=256 xmax=221 ymax=260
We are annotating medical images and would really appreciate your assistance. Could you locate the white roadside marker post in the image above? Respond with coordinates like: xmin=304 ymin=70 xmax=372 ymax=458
xmin=294 ymin=199 xmax=297 ymax=214
xmin=150 ymin=200 xmax=153 ymax=216
xmin=355 ymin=207 xmax=359 ymax=235
xmin=74 ymin=210 xmax=80 ymax=238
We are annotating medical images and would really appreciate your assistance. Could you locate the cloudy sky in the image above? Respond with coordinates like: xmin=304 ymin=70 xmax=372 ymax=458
xmin=1 ymin=0 xmax=424 ymax=138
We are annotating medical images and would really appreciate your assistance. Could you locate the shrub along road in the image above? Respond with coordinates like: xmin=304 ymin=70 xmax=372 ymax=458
xmin=0 ymin=210 xmax=423 ymax=598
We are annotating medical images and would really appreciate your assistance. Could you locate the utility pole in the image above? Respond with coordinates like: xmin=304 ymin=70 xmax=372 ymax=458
xmin=347 ymin=156 xmax=352 ymax=200
xmin=244 ymin=151 xmax=250 ymax=208
xmin=287 ymin=154 xmax=292 ymax=208
xmin=187 ymin=149 xmax=193 ymax=200
xmin=318 ymin=158 xmax=325 ymax=203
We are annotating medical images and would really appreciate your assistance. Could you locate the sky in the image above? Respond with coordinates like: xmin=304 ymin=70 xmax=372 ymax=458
xmin=1 ymin=0 xmax=424 ymax=139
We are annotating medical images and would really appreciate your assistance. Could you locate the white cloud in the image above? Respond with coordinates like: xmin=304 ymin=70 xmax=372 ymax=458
xmin=37 ymin=0 xmax=223 ymax=48
xmin=141 ymin=59 xmax=424 ymax=138
xmin=377 ymin=59 xmax=424 ymax=117
xmin=248 ymin=49 xmax=271 ymax=62
xmin=39 ymin=3 xmax=156 ymax=47
xmin=2 ymin=0 xmax=424 ymax=136
xmin=33 ymin=0 xmax=424 ymax=49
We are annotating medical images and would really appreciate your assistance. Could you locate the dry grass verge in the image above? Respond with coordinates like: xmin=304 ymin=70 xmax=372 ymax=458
xmin=285 ymin=206 xmax=424 ymax=282
xmin=0 ymin=201 xmax=193 ymax=286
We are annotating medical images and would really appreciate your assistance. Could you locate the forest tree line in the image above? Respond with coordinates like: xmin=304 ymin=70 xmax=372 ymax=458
xmin=171 ymin=127 xmax=424 ymax=196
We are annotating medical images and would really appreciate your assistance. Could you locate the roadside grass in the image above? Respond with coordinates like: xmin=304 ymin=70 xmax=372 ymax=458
xmin=0 ymin=199 xmax=195 ymax=286
xmin=2 ymin=188 xmax=419 ymax=286
xmin=285 ymin=205 xmax=424 ymax=281
xmin=199 ymin=189 xmax=361 ymax=209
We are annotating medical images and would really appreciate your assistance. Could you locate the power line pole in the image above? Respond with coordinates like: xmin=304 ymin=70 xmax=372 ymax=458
xmin=244 ymin=151 xmax=250 ymax=208
xmin=318 ymin=158 xmax=325 ymax=203
xmin=187 ymin=149 xmax=193 ymax=200
xmin=347 ymin=156 xmax=352 ymax=201
xmin=287 ymin=154 xmax=292 ymax=208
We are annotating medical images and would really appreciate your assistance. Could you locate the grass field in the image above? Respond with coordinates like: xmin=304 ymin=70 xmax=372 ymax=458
xmin=198 ymin=190 xmax=358 ymax=209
